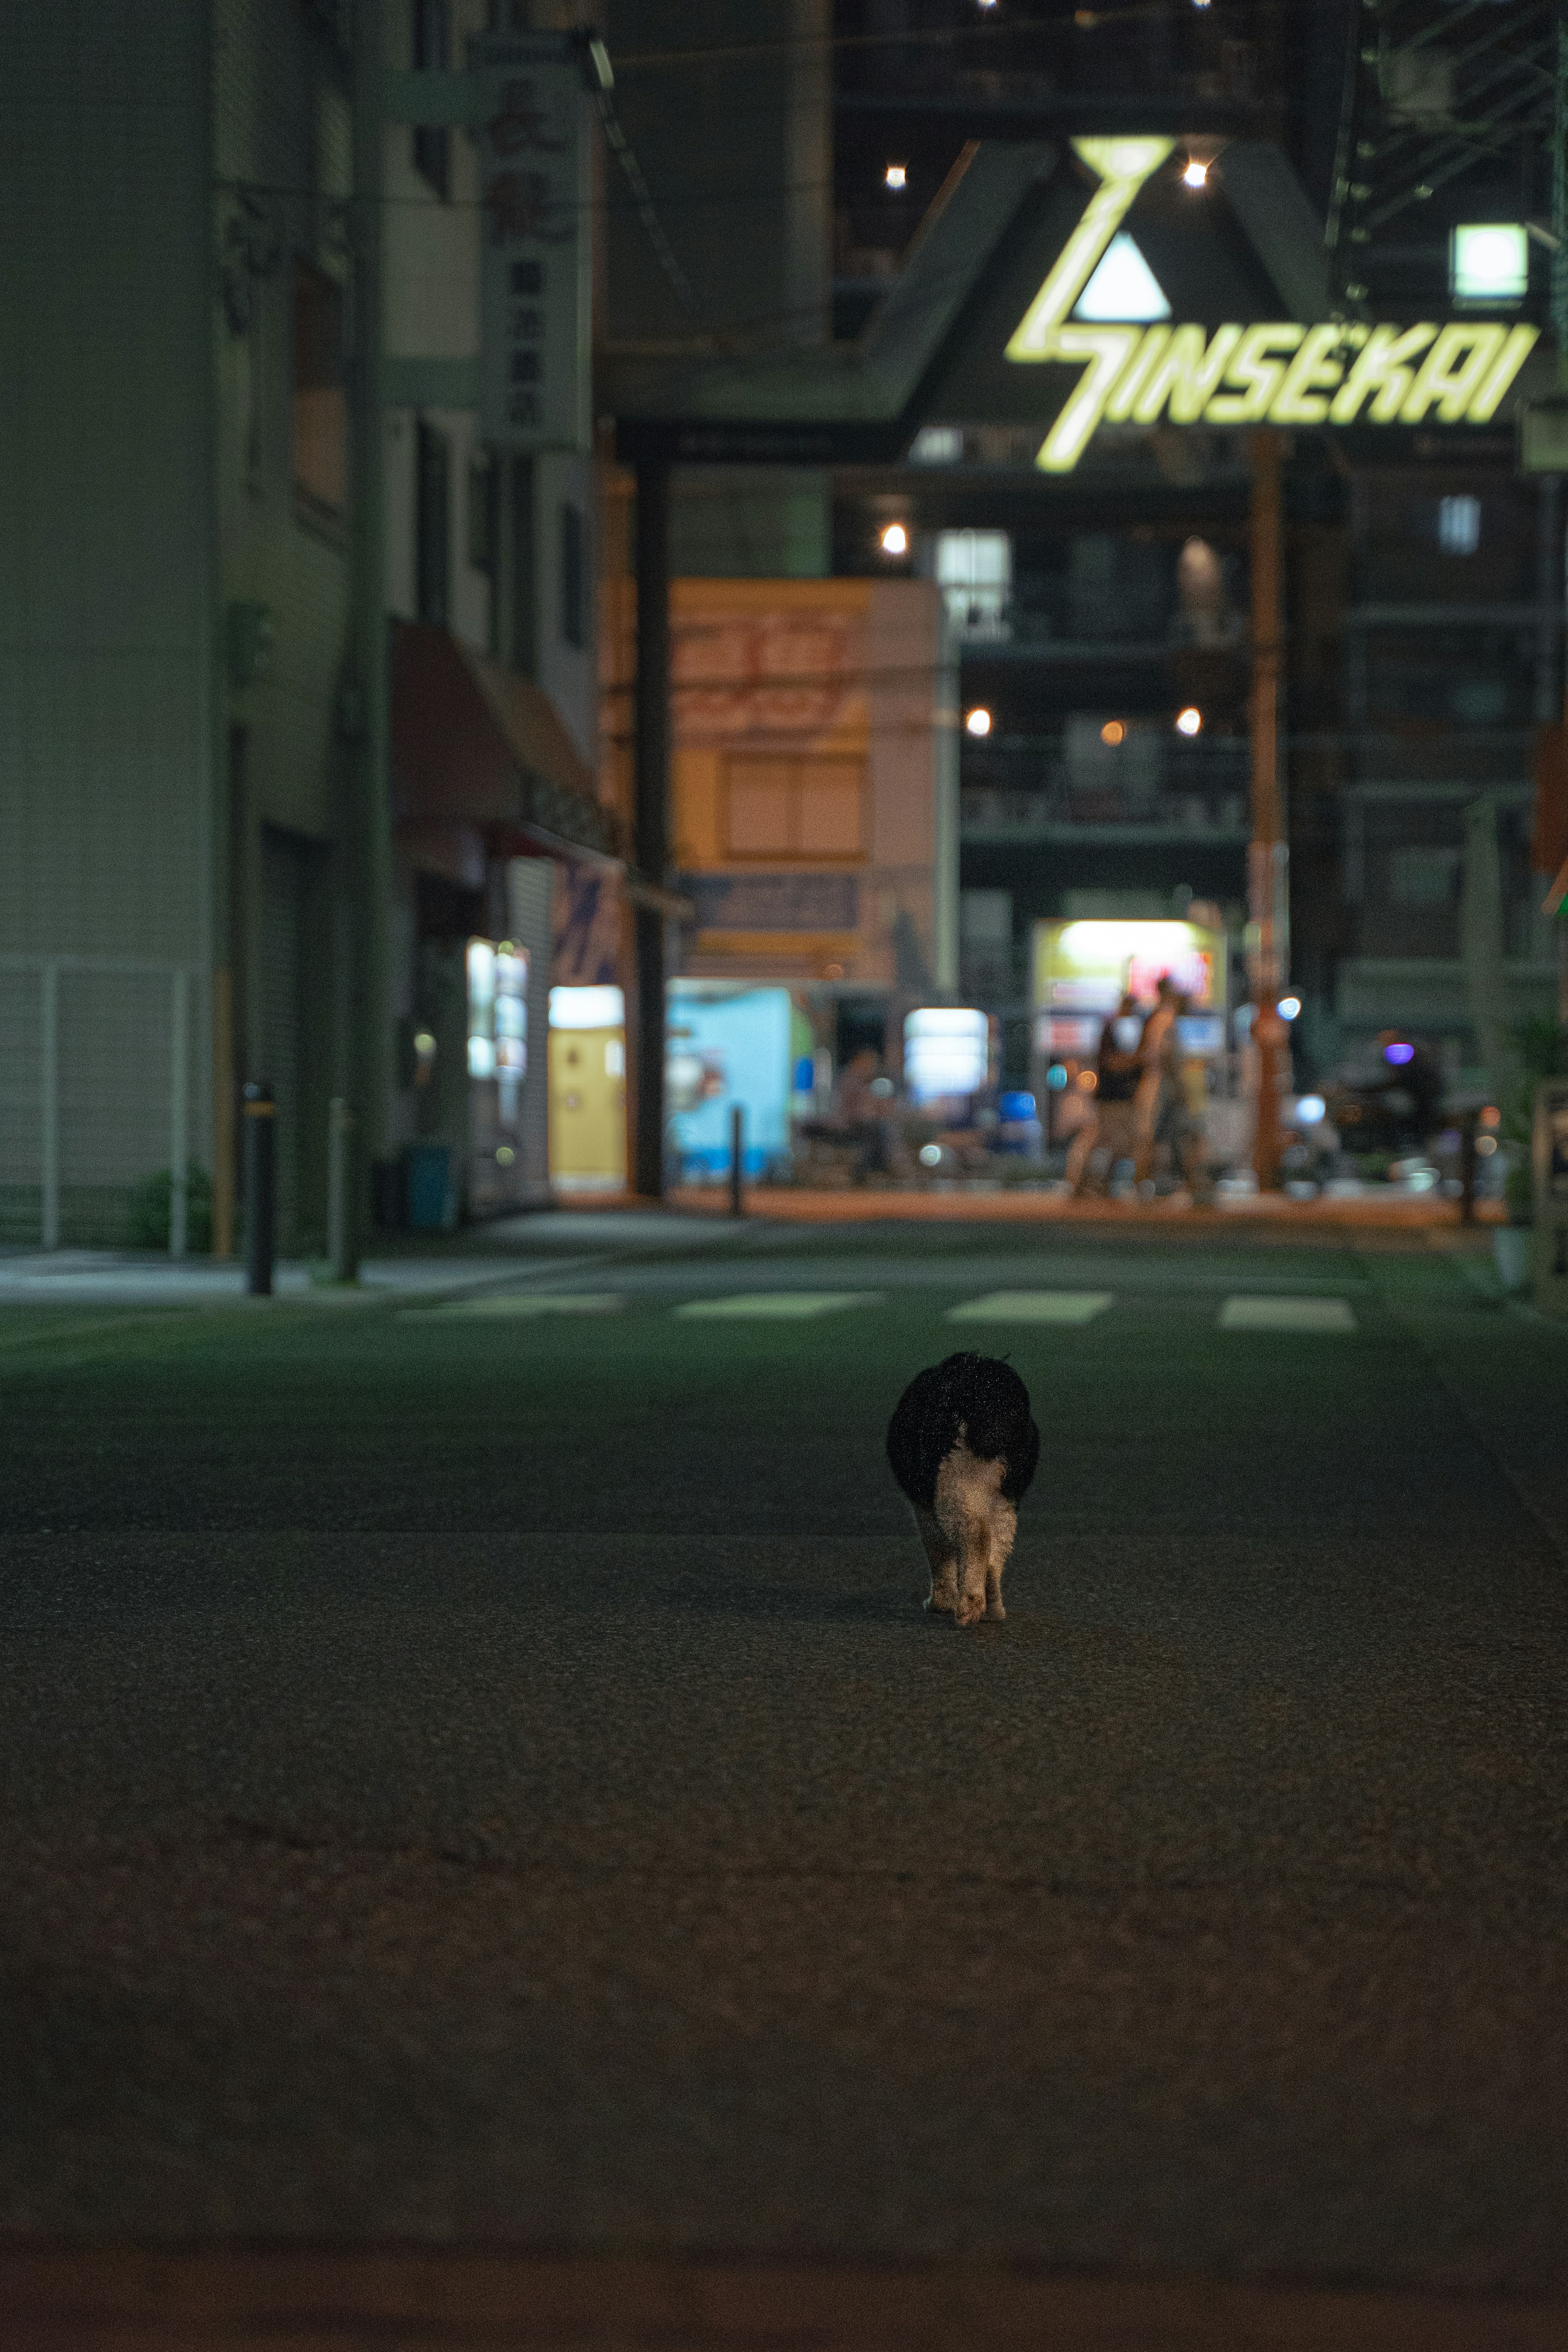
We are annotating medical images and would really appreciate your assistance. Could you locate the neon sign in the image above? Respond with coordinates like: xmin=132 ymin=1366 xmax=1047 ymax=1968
xmin=1006 ymin=139 xmax=1539 ymax=473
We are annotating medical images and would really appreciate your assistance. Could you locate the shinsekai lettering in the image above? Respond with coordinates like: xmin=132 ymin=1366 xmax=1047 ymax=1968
xmin=1003 ymin=140 xmax=1538 ymax=472
xmin=1009 ymin=316 xmax=1539 ymax=473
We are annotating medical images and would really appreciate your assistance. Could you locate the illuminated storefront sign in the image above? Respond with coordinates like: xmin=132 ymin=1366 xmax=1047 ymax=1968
xmin=1006 ymin=138 xmax=1539 ymax=473
xmin=1033 ymin=919 xmax=1227 ymax=1056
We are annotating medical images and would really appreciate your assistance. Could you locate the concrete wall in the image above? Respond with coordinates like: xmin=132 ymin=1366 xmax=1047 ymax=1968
xmin=0 ymin=2 xmax=216 ymax=1241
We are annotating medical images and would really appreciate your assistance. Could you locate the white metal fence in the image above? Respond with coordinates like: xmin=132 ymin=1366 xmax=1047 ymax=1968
xmin=0 ymin=956 xmax=196 ymax=1252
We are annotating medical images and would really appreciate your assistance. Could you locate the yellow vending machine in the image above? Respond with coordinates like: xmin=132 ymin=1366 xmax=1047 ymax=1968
xmin=548 ymin=986 xmax=626 ymax=1191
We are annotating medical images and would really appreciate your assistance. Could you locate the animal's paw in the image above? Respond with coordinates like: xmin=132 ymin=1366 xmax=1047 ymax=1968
xmin=955 ymin=1589 xmax=987 ymax=1627
xmin=924 ymin=1592 xmax=956 ymax=1617
xmin=985 ymin=1596 xmax=1007 ymax=1621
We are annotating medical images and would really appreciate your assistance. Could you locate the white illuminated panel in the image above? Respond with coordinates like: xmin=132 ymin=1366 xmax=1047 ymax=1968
xmin=470 ymin=939 xmax=529 ymax=1105
xmin=549 ymin=985 xmax=625 ymax=1030
xmin=904 ymin=1008 xmax=988 ymax=1105
xmin=1451 ymin=223 xmax=1528 ymax=306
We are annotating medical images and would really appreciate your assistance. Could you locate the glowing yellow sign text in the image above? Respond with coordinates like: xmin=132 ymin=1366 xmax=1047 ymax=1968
xmin=1005 ymin=142 xmax=1540 ymax=470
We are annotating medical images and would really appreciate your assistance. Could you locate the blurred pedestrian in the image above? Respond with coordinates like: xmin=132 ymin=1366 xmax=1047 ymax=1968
xmin=1146 ymin=990 xmax=1212 ymax=1202
xmin=1132 ymin=974 xmax=1181 ymax=1186
xmin=832 ymin=1046 xmax=895 ymax=1180
xmin=1065 ymin=996 xmax=1142 ymax=1196
xmin=1371 ymin=1030 xmax=1444 ymax=1153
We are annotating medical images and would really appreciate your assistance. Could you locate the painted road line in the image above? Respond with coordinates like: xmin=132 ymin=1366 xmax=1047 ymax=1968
xmin=947 ymin=1290 xmax=1114 ymax=1326
xmin=1219 ymin=1295 xmax=1356 ymax=1332
xmin=673 ymin=1292 xmax=882 ymax=1320
xmin=405 ymin=1293 xmax=625 ymax=1319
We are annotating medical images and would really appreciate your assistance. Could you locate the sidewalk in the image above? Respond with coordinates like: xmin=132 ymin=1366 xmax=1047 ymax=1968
xmin=0 ymin=1249 xmax=549 ymax=1309
xmin=0 ymin=1192 xmax=1507 ymax=1309
xmin=0 ymin=1211 xmax=779 ymax=1309
xmin=669 ymin=1184 xmax=1506 ymax=1228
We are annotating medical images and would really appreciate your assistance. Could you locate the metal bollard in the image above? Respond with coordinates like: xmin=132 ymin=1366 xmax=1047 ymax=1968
xmin=327 ymin=1097 xmax=359 ymax=1282
xmin=243 ymin=1081 xmax=276 ymax=1297
xmin=729 ymin=1102 xmax=745 ymax=1218
xmin=1458 ymin=1108 xmax=1478 ymax=1226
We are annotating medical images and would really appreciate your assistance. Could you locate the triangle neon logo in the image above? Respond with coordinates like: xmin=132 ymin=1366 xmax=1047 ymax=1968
xmin=1072 ymin=232 xmax=1170 ymax=323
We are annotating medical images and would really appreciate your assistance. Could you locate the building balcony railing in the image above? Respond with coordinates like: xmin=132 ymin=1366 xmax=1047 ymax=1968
xmin=944 ymin=590 xmax=1247 ymax=658
xmin=961 ymin=785 xmax=1250 ymax=840
xmin=961 ymin=733 xmax=1253 ymax=839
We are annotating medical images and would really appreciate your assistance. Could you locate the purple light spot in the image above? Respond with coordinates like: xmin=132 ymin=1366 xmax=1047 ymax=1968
xmin=1384 ymin=1041 xmax=1415 ymax=1065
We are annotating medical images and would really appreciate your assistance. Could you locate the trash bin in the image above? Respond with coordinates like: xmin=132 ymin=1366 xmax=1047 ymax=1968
xmin=404 ymin=1142 xmax=453 ymax=1231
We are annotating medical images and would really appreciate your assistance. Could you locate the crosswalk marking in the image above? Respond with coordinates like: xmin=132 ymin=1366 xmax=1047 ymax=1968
xmin=408 ymin=1292 xmax=624 ymax=1320
xmin=947 ymin=1290 xmax=1113 ymax=1326
xmin=673 ymin=1292 xmax=880 ymax=1320
xmin=1219 ymin=1295 xmax=1356 ymax=1332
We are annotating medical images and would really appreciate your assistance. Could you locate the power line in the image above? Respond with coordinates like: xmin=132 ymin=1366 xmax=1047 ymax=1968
xmin=590 ymin=65 xmax=704 ymax=324
xmin=610 ymin=0 xmax=1258 ymax=75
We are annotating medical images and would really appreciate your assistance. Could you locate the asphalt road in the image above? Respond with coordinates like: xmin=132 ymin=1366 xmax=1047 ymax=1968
xmin=2 ymin=1214 xmax=1567 ymax=2339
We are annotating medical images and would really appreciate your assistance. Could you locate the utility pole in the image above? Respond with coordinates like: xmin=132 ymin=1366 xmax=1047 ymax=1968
xmin=350 ymin=0 xmax=392 ymax=1250
xmin=632 ymin=461 xmax=670 ymax=1199
xmin=1249 ymin=428 xmax=1287 ymax=1190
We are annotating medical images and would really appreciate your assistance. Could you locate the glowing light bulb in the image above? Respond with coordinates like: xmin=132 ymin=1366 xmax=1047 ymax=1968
xmin=1182 ymin=158 xmax=1209 ymax=189
xmin=1277 ymin=995 xmax=1301 ymax=1021
xmin=965 ymin=707 xmax=993 ymax=738
xmin=880 ymin=521 xmax=908 ymax=557
xmin=884 ymin=163 xmax=907 ymax=190
xmin=1100 ymin=720 xmax=1125 ymax=746
xmin=1175 ymin=706 xmax=1203 ymax=736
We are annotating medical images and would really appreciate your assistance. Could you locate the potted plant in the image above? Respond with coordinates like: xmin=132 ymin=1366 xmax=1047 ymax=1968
xmin=1494 ymin=1157 xmax=1532 ymax=1292
xmin=1492 ymin=1016 xmax=1566 ymax=1294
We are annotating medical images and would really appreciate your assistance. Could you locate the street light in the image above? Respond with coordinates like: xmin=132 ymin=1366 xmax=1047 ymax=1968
xmin=879 ymin=521 xmax=909 ymax=557
xmin=1174 ymin=706 xmax=1202 ymax=735
xmin=965 ymin=707 xmax=993 ymax=738
xmin=884 ymin=163 xmax=907 ymax=190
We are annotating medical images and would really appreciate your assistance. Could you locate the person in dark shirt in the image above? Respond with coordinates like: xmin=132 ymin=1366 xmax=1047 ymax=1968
xmin=1065 ymin=994 xmax=1143 ymax=1196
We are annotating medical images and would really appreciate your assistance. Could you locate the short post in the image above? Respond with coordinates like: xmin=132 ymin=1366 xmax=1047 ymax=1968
xmin=1458 ymin=1108 xmax=1478 ymax=1226
xmin=40 ymin=959 xmax=60 ymax=1250
xmin=243 ymin=1081 xmax=276 ymax=1297
xmin=327 ymin=1097 xmax=359 ymax=1282
xmin=729 ymin=1101 xmax=745 ymax=1217
xmin=169 ymin=968 xmax=189 ymax=1258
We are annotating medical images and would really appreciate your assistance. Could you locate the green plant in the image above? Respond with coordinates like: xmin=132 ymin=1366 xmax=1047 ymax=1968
xmin=1495 ymin=1017 xmax=1567 ymax=1226
xmin=1503 ymin=1154 xmax=1535 ymax=1228
xmin=125 ymin=1164 xmax=213 ymax=1252
xmin=1499 ymin=1016 xmax=1567 ymax=1145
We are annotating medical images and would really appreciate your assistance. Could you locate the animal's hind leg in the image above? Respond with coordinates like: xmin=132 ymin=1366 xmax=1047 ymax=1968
xmin=914 ymin=1505 xmax=958 ymax=1616
xmin=984 ymin=1499 xmax=1017 ymax=1621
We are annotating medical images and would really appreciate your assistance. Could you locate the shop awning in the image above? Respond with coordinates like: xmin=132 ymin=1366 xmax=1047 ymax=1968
xmin=391 ymin=620 xmax=617 ymax=862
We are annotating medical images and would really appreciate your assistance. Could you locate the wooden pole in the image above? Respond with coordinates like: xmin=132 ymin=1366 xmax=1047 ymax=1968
xmin=632 ymin=462 xmax=670 ymax=1199
xmin=1249 ymin=428 xmax=1286 ymax=1190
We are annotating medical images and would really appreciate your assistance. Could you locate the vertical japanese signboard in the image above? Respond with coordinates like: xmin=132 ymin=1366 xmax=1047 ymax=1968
xmin=471 ymin=31 xmax=589 ymax=455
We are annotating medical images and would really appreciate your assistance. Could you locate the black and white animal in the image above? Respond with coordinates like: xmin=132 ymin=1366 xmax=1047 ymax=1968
xmin=886 ymin=1352 xmax=1040 ymax=1627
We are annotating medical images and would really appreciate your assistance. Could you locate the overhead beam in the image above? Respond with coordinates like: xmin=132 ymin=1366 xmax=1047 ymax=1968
xmin=834 ymin=93 xmax=1262 ymax=138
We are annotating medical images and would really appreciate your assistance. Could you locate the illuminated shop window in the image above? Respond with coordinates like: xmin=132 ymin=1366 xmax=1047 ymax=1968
xmin=1437 ymin=494 xmax=1481 ymax=555
xmin=468 ymin=938 xmax=529 ymax=1120
xmin=935 ymin=528 xmax=1011 ymax=639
